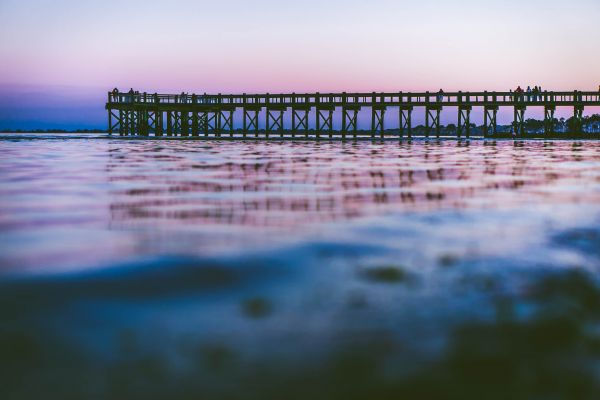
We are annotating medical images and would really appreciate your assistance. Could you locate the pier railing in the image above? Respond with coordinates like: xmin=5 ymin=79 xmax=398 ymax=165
xmin=108 ymin=91 xmax=600 ymax=107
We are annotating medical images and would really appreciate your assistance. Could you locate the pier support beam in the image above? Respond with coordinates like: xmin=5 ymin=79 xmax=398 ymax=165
xmin=155 ymin=111 xmax=163 ymax=136
xmin=125 ymin=110 xmax=135 ymax=136
xmin=180 ymin=112 xmax=190 ymax=136
xmin=483 ymin=106 xmax=498 ymax=137
xmin=166 ymin=111 xmax=173 ymax=136
xmin=143 ymin=110 xmax=151 ymax=136
xmin=198 ymin=112 xmax=208 ymax=136
xmin=219 ymin=109 xmax=234 ymax=137
xmin=108 ymin=108 xmax=113 ymax=135
xmin=191 ymin=112 xmax=199 ymax=136
xmin=292 ymin=107 xmax=309 ymax=138
xmin=572 ymin=105 xmax=584 ymax=134
xmin=122 ymin=110 xmax=128 ymax=136
xmin=109 ymin=109 xmax=120 ymax=136
xmin=133 ymin=110 xmax=139 ymax=135
xmin=141 ymin=111 xmax=147 ymax=135
xmin=425 ymin=106 xmax=442 ymax=138
xmin=513 ymin=106 xmax=526 ymax=137
xmin=118 ymin=110 xmax=125 ymax=136
xmin=316 ymin=107 xmax=334 ymax=138
xmin=165 ymin=111 xmax=179 ymax=136
xmin=130 ymin=110 xmax=137 ymax=136
xmin=145 ymin=110 xmax=157 ymax=136
xmin=243 ymin=108 xmax=260 ymax=138
xmin=266 ymin=108 xmax=284 ymax=138
xmin=173 ymin=112 xmax=182 ymax=136
xmin=204 ymin=111 xmax=218 ymax=137
xmin=372 ymin=106 xmax=386 ymax=138
xmin=399 ymin=106 xmax=413 ymax=139
xmin=458 ymin=106 xmax=472 ymax=138
xmin=544 ymin=106 xmax=556 ymax=135
xmin=134 ymin=110 xmax=141 ymax=135
xmin=143 ymin=111 xmax=150 ymax=136
xmin=341 ymin=106 xmax=360 ymax=139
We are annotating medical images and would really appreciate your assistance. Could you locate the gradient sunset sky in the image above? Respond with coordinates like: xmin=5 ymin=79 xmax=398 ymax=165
xmin=1 ymin=0 xmax=599 ymax=129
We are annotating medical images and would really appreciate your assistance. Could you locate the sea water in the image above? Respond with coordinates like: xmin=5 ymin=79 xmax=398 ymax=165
xmin=1 ymin=135 xmax=600 ymax=398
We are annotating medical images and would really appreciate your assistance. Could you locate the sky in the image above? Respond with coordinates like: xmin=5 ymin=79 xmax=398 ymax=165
xmin=0 ymin=0 xmax=599 ymax=129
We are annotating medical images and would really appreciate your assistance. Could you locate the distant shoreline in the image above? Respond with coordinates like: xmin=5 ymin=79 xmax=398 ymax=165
xmin=2 ymin=131 xmax=598 ymax=141
xmin=0 ymin=129 xmax=107 ymax=133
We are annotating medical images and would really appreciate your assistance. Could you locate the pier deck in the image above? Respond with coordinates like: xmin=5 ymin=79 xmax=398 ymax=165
xmin=106 ymin=90 xmax=600 ymax=138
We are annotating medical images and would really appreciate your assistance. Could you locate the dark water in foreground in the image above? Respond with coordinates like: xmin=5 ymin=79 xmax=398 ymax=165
xmin=1 ymin=135 xmax=600 ymax=399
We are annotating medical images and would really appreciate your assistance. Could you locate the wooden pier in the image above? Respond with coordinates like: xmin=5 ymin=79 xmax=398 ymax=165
xmin=106 ymin=90 xmax=600 ymax=139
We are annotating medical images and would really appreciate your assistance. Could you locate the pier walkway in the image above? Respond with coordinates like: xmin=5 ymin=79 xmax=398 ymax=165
xmin=106 ymin=90 xmax=600 ymax=138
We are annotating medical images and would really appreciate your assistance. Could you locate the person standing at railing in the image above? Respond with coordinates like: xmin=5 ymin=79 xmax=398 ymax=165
xmin=112 ymin=88 xmax=119 ymax=103
xmin=437 ymin=89 xmax=444 ymax=102
xmin=515 ymin=86 xmax=524 ymax=102
xmin=128 ymin=88 xmax=134 ymax=103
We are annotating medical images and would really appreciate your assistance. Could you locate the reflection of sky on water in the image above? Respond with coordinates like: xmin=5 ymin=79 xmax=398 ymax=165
xmin=0 ymin=138 xmax=599 ymax=273
xmin=1 ymin=136 xmax=600 ymax=399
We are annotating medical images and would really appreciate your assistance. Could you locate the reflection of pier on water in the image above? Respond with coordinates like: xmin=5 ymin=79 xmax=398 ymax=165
xmin=105 ymin=141 xmax=597 ymax=233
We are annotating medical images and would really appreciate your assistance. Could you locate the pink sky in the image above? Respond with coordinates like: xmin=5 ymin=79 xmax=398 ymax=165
xmin=0 ymin=0 xmax=599 ymax=128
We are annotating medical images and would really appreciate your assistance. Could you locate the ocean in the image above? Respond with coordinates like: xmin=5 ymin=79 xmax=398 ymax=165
xmin=1 ymin=135 xmax=600 ymax=399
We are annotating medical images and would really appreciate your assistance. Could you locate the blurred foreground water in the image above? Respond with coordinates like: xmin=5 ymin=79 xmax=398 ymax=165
xmin=1 ymin=135 xmax=600 ymax=399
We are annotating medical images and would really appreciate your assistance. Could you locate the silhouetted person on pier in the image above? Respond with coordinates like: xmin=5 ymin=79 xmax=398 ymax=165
xmin=128 ymin=88 xmax=134 ymax=103
xmin=514 ymin=86 xmax=523 ymax=102
xmin=437 ymin=89 xmax=444 ymax=102
xmin=112 ymin=88 xmax=119 ymax=102
xmin=526 ymin=86 xmax=532 ymax=101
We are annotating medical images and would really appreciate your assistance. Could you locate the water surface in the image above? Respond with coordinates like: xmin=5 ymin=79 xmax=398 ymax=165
xmin=1 ymin=135 xmax=600 ymax=399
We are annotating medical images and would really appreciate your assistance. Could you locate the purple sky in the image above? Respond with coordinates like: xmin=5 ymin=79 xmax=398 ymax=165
xmin=1 ymin=0 xmax=599 ymax=129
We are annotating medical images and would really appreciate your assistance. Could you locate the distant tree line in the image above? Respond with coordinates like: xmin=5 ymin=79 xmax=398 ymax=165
xmin=410 ymin=114 xmax=600 ymax=135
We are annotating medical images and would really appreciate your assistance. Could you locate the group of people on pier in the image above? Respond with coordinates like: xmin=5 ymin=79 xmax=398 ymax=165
xmin=111 ymin=88 xmax=139 ymax=103
xmin=513 ymin=85 xmax=544 ymax=101
xmin=111 ymin=88 xmax=208 ymax=104
xmin=175 ymin=92 xmax=215 ymax=104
